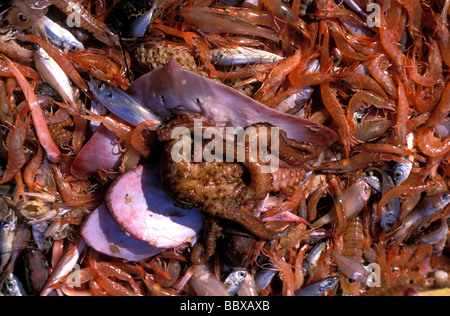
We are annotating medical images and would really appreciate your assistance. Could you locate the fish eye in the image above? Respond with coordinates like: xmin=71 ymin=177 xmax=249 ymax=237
xmin=394 ymin=171 xmax=402 ymax=178
xmin=69 ymin=44 xmax=78 ymax=51
xmin=17 ymin=12 xmax=28 ymax=22
xmin=96 ymin=82 xmax=107 ymax=92
xmin=442 ymin=193 xmax=449 ymax=200
xmin=237 ymin=270 xmax=246 ymax=278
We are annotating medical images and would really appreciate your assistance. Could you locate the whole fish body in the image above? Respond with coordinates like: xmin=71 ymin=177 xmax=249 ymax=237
xmin=33 ymin=44 xmax=77 ymax=107
xmin=211 ymin=47 xmax=285 ymax=67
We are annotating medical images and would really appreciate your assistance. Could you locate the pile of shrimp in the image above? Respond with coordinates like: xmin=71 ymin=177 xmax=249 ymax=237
xmin=0 ymin=0 xmax=449 ymax=296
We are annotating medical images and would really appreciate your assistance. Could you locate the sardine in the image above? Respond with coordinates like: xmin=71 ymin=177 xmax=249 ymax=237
xmin=89 ymin=78 xmax=162 ymax=127
xmin=392 ymin=192 xmax=450 ymax=244
xmin=392 ymin=158 xmax=413 ymax=186
xmin=303 ymin=240 xmax=329 ymax=276
xmin=39 ymin=15 xmax=84 ymax=52
xmin=33 ymin=44 xmax=77 ymax=107
xmin=294 ymin=276 xmax=339 ymax=296
xmin=1 ymin=273 xmax=27 ymax=296
xmin=211 ymin=47 xmax=284 ymax=66
xmin=410 ymin=219 xmax=448 ymax=246
xmin=366 ymin=168 xmax=400 ymax=232
xmin=223 ymin=269 xmax=247 ymax=295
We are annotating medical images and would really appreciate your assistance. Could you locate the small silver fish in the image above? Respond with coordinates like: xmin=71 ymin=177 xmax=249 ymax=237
xmin=89 ymin=78 xmax=162 ymax=127
xmin=366 ymin=168 xmax=400 ymax=232
xmin=224 ymin=269 xmax=247 ymax=295
xmin=303 ymin=241 xmax=329 ymax=276
xmin=294 ymin=276 xmax=339 ymax=296
xmin=211 ymin=47 xmax=284 ymax=67
xmin=39 ymin=15 xmax=84 ymax=52
xmin=393 ymin=192 xmax=450 ymax=244
xmin=1 ymin=273 xmax=27 ymax=296
xmin=410 ymin=219 xmax=448 ymax=246
xmin=33 ymin=44 xmax=77 ymax=108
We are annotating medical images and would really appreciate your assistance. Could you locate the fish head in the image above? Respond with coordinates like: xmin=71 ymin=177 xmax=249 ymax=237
xmin=89 ymin=78 xmax=114 ymax=105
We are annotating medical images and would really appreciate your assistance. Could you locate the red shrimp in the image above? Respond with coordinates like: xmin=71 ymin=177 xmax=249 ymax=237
xmin=328 ymin=175 xmax=347 ymax=236
xmin=255 ymin=50 xmax=302 ymax=104
xmin=347 ymin=90 xmax=395 ymax=131
xmin=23 ymin=142 xmax=44 ymax=192
xmin=0 ymin=60 xmax=40 ymax=80
xmin=0 ymin=101 xmax=30 ymax=186
xmin=339 ymin=72 xmax=389 ymax=99
xmin=369 ymin=53 xmax=398 ymax=99
xmin=328 ymin=22 xmax=366 ymax=61
xmin=379 ymin=8 xmax=406 ymax=75
xmin=406 ymin=39 xmax=442 ymax=87
xmin=321 ymin=82 xmax=353 ymax=157
xmin=259 ymin=0 xmax=311 ymax=40
xmin=0 ymin=53 xmax=61 ymax=164
xmin=377 ymin=180 xmax=441 ymax=212
xmin=52 ymin=0 xmax=119 ymax=46
xmin=397 ymin=0 xmax=423 ymax=55
xmin=263 ymin=248 xmax=295 ymax=296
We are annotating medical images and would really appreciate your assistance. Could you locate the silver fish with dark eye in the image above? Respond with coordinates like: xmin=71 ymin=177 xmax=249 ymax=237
xmin=294 ymin=276 xmax=340 ymax=296
xmin=88 ymin=78 xmax=162 ymax=127
xmin=392 ymin=192 xmax=450 ymax=244
xmin=224 ymin=269 xmax=248 ymax=295
xmin=1 ymin=273 xmax=27 ymax=296
xmin=39 ymin=16 xmax=84 ymax=52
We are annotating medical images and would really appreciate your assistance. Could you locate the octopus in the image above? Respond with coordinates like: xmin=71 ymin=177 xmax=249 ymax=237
xmin=158 ymin=114 xmax=319 ymax=264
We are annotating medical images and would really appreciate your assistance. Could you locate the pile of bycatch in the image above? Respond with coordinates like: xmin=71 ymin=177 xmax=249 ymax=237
xmin=0 ymin=0 xmax=449 ymax=296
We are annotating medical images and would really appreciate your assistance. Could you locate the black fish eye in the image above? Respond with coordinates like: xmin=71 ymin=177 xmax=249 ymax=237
xmin=69 ymin=44 xmax=78 ymax=51
xmin=442 ymin=193 xmax=449 ymax=200
xmin=97 ymin=82 xmax=105 ymax=91
xmin=18 ymin=13 xmax=28 ymax=22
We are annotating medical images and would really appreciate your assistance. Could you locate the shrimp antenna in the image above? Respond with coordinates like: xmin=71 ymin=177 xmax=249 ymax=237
xmin=111 ymin=13 xmax=133 ymax=83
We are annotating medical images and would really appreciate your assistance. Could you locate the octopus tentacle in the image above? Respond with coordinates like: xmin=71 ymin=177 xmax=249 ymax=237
xmin=272 ymin=168 xmax=306 ymax=192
